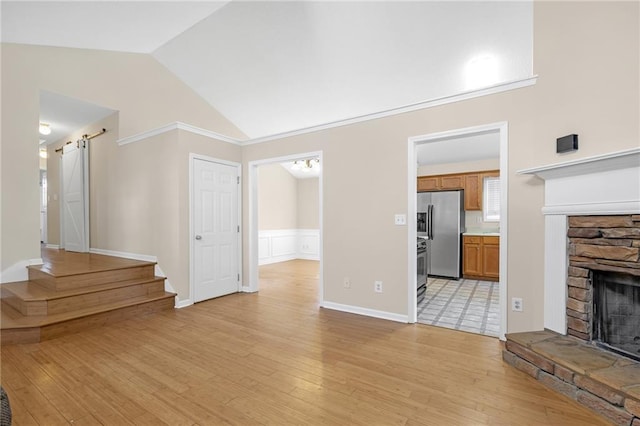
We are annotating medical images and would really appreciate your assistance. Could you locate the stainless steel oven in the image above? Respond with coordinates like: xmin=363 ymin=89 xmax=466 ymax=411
xmin=417 ymin=237 xmax=428 ymax=303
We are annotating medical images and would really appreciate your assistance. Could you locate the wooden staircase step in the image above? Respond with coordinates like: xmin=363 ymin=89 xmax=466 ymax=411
xmin=28 ymin=263 xmax=156 ymax=291
xmin=1 ymin=249 xmax=177 ymax=345
xmin=0 ymin=291 xmax=176 ymax=344
xmin=1 ymin=277 xmax=167 ymax=316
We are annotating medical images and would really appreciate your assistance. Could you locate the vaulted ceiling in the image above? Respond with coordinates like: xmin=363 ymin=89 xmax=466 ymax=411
xmin=2 ymin=1 xmax=533 ymax=141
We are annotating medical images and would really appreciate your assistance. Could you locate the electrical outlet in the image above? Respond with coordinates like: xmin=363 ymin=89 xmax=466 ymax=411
xmin=394 ymin=214 xmax=406 ymax=225
xmin=343 ymin=277 xmax=351 ymax=289
xmin=512 ymin=297 xmax=523 ymax=312
xmin=374 ymin=281 xmax=383 ymax=293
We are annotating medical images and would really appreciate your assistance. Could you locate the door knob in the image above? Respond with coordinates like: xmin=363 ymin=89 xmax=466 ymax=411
xmin=195 ymin=235 xmax=202 ymax=240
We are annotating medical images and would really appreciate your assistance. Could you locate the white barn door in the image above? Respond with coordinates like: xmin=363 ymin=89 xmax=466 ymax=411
xmin=61 ymin=140 xmax=89 ymax=252
xmin=193 ymin=158 xmax=240 ymax=302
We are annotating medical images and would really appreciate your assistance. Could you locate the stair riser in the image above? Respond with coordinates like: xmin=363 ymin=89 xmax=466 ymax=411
xmin=1 ymin=288 xmax=43 ymax=316
xmin=1 ymin=295 xmax=175 ymax=345
xmin=30 ymin=265 xmax=155 ymax=290
xmin=47 ymin=280 xmax=166 ymax=315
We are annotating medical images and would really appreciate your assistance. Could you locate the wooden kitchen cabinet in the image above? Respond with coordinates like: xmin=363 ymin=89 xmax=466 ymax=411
xmin=482 ymin=236 xmax=500 ymax=279
xmin=463 ymin=235 xmax=499 ymax=281
xmin=463 ymin=174 xmax=481 ymax=210
xmin=462 ymin=236 xmax=482 ymax=277
xmin=417 ymin=170 xmax=498 ymax=211
xmin=417 ymin=176 xmax=440 ymax=191
xmin=440 ymin=175 xmax=464 ymax=189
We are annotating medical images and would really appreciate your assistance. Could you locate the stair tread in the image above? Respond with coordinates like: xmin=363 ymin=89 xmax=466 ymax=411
xmin=2 ymin=276 xmax=167 ymax=301
xmin=0 ymin=291 xmax=176 ymax=329
xmin=29 ymin=251 xmax=156 ymax=278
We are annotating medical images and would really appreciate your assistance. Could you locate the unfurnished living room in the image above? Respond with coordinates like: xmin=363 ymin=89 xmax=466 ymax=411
xmin=1 ymin=1 xmax=639 ymax=425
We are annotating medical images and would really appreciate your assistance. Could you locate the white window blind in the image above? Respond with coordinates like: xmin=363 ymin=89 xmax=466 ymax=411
xmin=483 ymin=176 xmax=500 ymax=222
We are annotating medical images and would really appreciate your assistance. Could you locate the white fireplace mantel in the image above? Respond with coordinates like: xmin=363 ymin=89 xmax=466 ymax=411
xmin=517 ymin=147 xmax=640 ymax=334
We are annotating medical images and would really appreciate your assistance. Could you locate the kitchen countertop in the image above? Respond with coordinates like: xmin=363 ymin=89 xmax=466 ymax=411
xmin=462 ymin=231 xmax=500 ymax=236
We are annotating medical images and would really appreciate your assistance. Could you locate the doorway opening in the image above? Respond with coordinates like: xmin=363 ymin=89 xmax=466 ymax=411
xmin=39 ymin=90 xmax=115 ymax=251
xmin=248 ymin=152 xmax=323 ymax=304
xmin=408 ymin=122 xmax=508 ymax=339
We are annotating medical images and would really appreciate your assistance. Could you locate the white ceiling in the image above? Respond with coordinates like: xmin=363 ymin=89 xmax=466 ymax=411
xmin=1 ymin=1 xmax=229 ymax=53
xmin=416 ymin=131 xmax=500 ymax=166
xmin=39 ymin=91 xmax=116 ymax=146
xmin=2 ymin=1 xmax=533 ymax=144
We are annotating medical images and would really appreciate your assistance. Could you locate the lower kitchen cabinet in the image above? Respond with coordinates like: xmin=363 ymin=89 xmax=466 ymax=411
xmin=463 ymin=235 xmax=499 ymax=281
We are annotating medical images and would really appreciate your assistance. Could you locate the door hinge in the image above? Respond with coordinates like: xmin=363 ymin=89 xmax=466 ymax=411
xmin=237 ymin=225 xmax=240 ymax=233
xmin=237 ymin=176 xmax=240 ymax=184
xmin=237 ymin=273 xmax=240 ymax=282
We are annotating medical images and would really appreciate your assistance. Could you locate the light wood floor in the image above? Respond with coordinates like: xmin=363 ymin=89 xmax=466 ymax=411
xmin=1 ymin=260 xmax=606 ymax=425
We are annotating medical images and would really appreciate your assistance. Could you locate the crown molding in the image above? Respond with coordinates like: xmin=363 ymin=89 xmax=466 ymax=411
xmin=117 ymin=121 xmax=243 ymax=146
xmin=117 ymin=76 xmax=537 ymax=147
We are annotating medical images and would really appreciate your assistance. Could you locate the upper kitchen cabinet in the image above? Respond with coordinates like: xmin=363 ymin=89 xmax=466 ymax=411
xmin=417 ymin=174 xmax=465 ymax=192
xmin=463 ymin=174 xmax=481 ymax=210
xmin=417 ymin=170 xmax=499 ymax=211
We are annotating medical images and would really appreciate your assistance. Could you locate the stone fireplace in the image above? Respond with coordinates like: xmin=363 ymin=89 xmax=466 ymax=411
xmin=566 ymin=215 xmax=640 ymax=360
xmin=503 ymin=149 xmax=640 ymax=425
xmin=518 ymin=148 xmax=640 ymax=335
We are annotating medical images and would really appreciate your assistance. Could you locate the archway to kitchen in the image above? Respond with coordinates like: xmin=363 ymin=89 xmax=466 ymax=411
xmin=247 ymin=152 xmax=324 ymax=304
xmin=408 ymin=122 xmax=508 ymax=339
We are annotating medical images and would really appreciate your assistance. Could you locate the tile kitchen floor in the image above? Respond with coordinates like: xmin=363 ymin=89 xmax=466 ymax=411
xmin=417 ymin=277 xmax=500 ymax=338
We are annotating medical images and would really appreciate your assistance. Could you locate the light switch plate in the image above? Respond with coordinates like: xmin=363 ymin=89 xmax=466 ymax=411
xmin=394 ymin=214 xmax=407 ymax=225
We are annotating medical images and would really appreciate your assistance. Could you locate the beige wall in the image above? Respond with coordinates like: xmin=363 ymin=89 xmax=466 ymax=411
xmin=1 ymin=43 xmax=244 ymax=297
xmin=2 ymin=2 xmax=638 ymax=330
xmin=241 ymin=1 xmax=639 ymax=332
xmin=257 ymin=164 xmax=319 ymax=230
xmin=297 ymin=178 xmax=319 ymax=229
xmin=258 ymin=164 xmax=298 ymax=230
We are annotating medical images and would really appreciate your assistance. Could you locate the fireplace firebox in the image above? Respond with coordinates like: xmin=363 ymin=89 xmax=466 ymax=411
xmin=592 ymin=270 xmax=640 ymax=361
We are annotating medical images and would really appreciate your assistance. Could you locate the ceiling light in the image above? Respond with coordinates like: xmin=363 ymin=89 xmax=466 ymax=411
xmin=290 ymin=158 xmax=320 ymax=173
xmin=465 ymin=55 xmax=499 ymax=90
xmin=39 ymin=122 xmax=51 ymax=135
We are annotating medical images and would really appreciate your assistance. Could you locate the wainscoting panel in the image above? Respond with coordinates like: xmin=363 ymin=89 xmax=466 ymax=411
xmin=259 ymin=229 xmax=320 ymax=265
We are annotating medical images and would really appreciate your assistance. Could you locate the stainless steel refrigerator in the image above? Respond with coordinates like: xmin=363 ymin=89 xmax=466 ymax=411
xmin=417 ymin=190 xmax=465 ymax=279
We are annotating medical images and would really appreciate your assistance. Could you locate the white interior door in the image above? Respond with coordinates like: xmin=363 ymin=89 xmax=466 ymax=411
xmin=62 ymin=140 xmax=89 ymax=252
xmin=193 ymin=158 xmax=240 ymax=302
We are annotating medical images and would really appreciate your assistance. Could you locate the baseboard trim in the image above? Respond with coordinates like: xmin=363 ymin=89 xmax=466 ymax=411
xmin=45 ymin=244 xmax=60 ymax=249
xmin=242 ymin=286 xmax=257 ymax=293
xmin=1 ymin=257 xmax=44 ymax=284
xmin=321 ymin=301 xmax=408 ymax=323
xmin=175 ymin=299 xmax=193 ymax=309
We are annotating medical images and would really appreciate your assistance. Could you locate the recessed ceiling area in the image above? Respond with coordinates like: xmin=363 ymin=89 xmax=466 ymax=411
xmin=2 ymin=1 xmax=533 ymax=140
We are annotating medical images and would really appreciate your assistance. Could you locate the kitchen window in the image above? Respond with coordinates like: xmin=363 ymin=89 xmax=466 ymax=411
xmin=483 ymin=176 xmax=500 ymax=222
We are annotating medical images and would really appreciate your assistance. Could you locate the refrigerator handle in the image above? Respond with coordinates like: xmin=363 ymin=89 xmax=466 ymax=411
xmin=428 ymin=204 xmax=434 ymax=240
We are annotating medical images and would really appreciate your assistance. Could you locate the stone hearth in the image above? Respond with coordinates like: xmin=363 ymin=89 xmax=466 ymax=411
xmin=504 ymin=330 xmax=640 ymax=426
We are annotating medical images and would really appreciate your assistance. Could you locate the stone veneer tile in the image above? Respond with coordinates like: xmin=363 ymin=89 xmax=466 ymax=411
xmin=590 ymin=364 xmax=640 ymax=397
xmin=626 ymin=385 xmax=640 ymax=400
xmin=574 ymin=374 xmax=625 ymax=406
xmin=531 ymin=338 xmax=619 ymax=375
xmin=625 ymin=397 xmax=640 ymax=417
xmin=502 ymin=350 xmax=540 ymax=379
xmin=554 ymin=364 xmax=575 ymax=383
xmin=505 ymin=330 xmax=557 ymax=347
xmin=505 ymin=341 xmax=555 ymax=374
xmin=577 ymin=391 xmax=634 ymax=426
xmin=539 ymin=371 xmax=578 ymax=399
